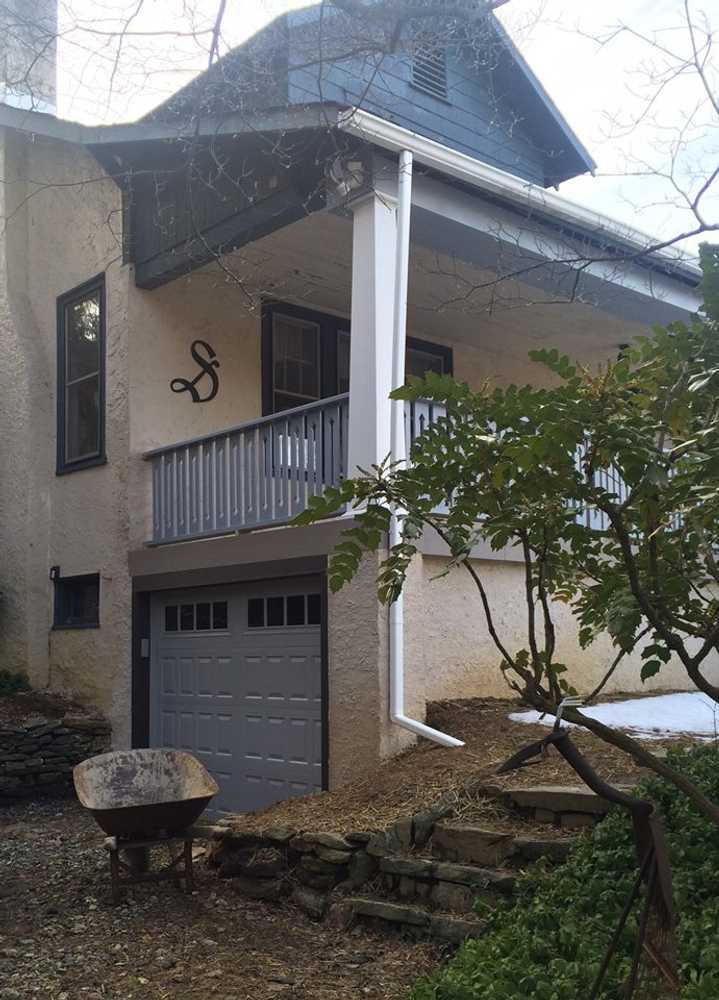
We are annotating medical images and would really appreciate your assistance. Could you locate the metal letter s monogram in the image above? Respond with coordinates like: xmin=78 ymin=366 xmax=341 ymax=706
xmin=170 ymin=340 xmax=220 ymax=403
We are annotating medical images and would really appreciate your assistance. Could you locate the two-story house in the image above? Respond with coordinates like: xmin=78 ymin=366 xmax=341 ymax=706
xmin=0 ymin=2 xmax=704 ymax=815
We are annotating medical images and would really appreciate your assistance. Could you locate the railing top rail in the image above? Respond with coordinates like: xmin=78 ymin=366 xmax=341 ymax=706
xmin=143 ymin=392 xmax=350 ymax=460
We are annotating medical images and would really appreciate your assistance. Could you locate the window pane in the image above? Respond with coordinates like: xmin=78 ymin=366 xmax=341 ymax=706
xmin=267 ymin=596 xmax=284 ymax=627
xmin=165 ymin=605 xmax=178 ymax=631
xmin=66 ymin=377 xmax=100 ymax=462
xmin=213 ymin=601 xmax=228 ymax=630
xmin=273 ymin=392 xmax=315 ymax=413
xmin=180 ymin=604 xmax=194 ymax=630
xmin=196 ymin=602 xmax=211 ymax=630
xmin=247 ymin=598 xmax=264 ymax=628
xmin=406 ymin=346 xmax=445 ymax=379
xmin=56 ymin=575 xmax=99 ymax=628
xmin=273 ymin=316 xmax=319 ymax=400
xmin=286 ymin=595 xmax=305 ymax=626
xmin=66 ymin=293 xmax=100 ymax=381
xmin=337 ymin=331 xmax=350 ymax=394
xmin=67 ymin=581 xmax=97 ymax=624
xmin=307 ymin=593 xmax=321 ymax=625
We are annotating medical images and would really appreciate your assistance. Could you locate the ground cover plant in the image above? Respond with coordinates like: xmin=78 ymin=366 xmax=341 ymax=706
xmin=408 ymin=743 xmax=719 ymax=1000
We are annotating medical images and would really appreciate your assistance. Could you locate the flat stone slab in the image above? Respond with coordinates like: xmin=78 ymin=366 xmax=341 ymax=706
xmin=348 ymin=897 xmax=484 ymax=941
xmin=432 ymin=822 xmax=515 ymax=866
xmin=429 ymin=914 xmax=485 ymax=944
xmin=513 ymin=837 xmax=576 ymax=864
xmin=433 ymin=862 xmax=516 ymax=893
xmin=508 ymin=785 xmax=632 ymax=815
xmin=379 ymin=855 xmax=515 ymax=892
xmin=350 ymin=897 xmax=430 ymax=926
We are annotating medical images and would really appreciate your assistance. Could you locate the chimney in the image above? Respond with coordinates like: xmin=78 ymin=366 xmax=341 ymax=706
xmin=0 ymin=0 xmax=57 ymax=114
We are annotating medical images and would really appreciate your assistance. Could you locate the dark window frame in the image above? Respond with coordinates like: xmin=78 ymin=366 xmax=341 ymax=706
xmin=56 ymin=273 xmax=107 ymax=475
xmin=52 ymin=572 xmax=100 ymax=630
xmin=261 ymin=300 xmax=453 ymax=415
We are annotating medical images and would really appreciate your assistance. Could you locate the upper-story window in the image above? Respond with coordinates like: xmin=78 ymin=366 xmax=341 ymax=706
xmin=262 ymin=301 xmax=452 ymax=415
xmin=57 ymin=275 xmax=106 ymax=474
xmin=411 ymin=42 xmax=449 ymax=101
xmin=271 ymin=312 xmax=321 ymax=412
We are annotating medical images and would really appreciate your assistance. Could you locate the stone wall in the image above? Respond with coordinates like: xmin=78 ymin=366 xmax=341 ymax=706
xmin=0 ymin=715 xmax=110 ymax=798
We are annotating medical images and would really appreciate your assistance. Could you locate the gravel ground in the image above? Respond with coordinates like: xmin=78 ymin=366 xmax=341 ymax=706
xmin=0 ymin=799 xmax=440 ymax=1000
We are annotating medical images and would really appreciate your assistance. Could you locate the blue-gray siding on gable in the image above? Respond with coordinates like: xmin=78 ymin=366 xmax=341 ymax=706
xmin=287 ymin=47 xmax=547 ymax=185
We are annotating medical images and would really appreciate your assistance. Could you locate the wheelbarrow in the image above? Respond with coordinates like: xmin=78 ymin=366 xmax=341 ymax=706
xmin=74 ymin=749 xmax=219 ymax=902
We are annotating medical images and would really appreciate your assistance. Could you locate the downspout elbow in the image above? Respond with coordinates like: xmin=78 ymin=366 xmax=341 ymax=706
xmin=390 ymin=709 xmax=465 ymax=748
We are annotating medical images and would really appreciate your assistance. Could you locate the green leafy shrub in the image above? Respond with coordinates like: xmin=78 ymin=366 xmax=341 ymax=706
xmin=410 ymin=744 xmax=719 ymax=1000
xmin=0 ymin=668 xmax=31 ymax=696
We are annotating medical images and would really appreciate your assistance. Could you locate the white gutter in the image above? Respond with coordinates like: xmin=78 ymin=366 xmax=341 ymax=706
xmin=388 ymin=149 xmax=464 ymax=750
xmin=338 ymin=108 xmax=700 ymax=283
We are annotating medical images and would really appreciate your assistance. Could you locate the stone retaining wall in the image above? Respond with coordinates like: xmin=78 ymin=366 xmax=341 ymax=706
xmin=0 ymin=715 xmax=110 ymax=798
xmin=209 ymin=796 xmax=461 ymax=922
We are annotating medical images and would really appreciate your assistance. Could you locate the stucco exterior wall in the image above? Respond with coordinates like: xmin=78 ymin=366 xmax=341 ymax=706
xmin=327 ymin=552 xmax=412 ymax=787
xmin=401 ymin=554 xmax=719 ymax=720
xmin=0 ymin=131 xmax=266 ymax=741
xmin=125 ymin=277 xmax=262 ymax=548
xmin=0 ymin=129 xmax=132 ymax=743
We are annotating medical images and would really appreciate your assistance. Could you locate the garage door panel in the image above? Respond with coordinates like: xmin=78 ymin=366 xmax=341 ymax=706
xmin=151 ymin=579 xmax=324 ymax=816
xmin=160 ymin=658 xmax=178 ymax=695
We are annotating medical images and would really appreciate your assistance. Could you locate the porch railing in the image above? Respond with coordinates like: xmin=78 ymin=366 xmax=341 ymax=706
xmin=145 ymin=395 xmax=640 ymax=546
xmin=146 ymin=394 xmax=350 ymax=544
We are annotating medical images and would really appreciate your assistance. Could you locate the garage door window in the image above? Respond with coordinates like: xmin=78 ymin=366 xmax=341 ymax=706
xmin=164 ymin=600 xmax=228 ymax=632
xmin=248 ymin=593 xmax=321 ymax=628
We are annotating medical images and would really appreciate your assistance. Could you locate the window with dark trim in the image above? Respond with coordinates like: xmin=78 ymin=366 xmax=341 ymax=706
xmin=57 ymin=274 xmax=106 ymax=474
xmin=262 ymin=301 xmax=452 ymax=415
xmin=53 ymin=573 xmax=100 ymax=629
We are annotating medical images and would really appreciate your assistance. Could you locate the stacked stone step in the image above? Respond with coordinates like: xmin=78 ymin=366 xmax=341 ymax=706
xmin=211 ymin=826 xmax=378 ymax=920
xmin=0 ymin=715 xmax=110 ymax=798
xmin=505 ymin=784 xmax=631 ymax=829
xmin=209 ymin=784 xmax=605 ymax=943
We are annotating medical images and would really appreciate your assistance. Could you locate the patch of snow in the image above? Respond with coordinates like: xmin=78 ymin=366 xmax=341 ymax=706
xmin=509 ymin=691 xmax=719 ymax=740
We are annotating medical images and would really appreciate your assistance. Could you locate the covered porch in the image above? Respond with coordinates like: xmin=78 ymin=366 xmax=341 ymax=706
xmin=129 ymin=121 xmax=699 ymax=548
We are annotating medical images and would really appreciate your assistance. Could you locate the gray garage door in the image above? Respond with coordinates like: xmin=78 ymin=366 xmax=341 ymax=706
xmin=150 ymin=577 xmax=323 ymax=816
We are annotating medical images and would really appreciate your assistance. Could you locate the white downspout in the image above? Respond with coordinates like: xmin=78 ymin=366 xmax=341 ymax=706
xmin=388 ymin=150 xmax=464 ymax=749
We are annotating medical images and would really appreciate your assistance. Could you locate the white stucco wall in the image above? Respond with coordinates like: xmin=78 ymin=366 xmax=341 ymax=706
xmin=401 ymin=554 xmax=719 ymax=723
xmin=0 ymin=129 xmax=132 ymax=742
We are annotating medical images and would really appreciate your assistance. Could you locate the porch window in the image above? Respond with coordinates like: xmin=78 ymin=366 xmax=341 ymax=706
xmin=56 ymin=275 xmax=106 ymax=474
xmin=263 ymin=301 xmax=452 ymax=414
xmin=271 ymin=313 xmax=320 ymax=412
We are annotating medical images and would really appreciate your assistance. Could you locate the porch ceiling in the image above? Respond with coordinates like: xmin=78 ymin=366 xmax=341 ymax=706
xmin=200 ymin=208 xmax=674 ymax=372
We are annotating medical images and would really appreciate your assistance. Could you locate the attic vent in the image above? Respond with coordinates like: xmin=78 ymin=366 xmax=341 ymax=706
xmin=411 ymin=44 xmax=448 ymax=101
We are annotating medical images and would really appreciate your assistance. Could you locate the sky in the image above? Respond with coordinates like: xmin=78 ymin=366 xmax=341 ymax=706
xmin=54 ymin=0 xmax=718 ymax=255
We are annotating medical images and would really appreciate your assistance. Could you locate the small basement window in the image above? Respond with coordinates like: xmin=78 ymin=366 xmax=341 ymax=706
xmin=411 ymin=43 xmax=448 ymax=101
xmin=53 ymin=573 xmax=100 ymax=629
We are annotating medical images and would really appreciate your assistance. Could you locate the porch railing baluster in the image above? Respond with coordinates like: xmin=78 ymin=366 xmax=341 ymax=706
xmin=144 ymin=394 xmax=351 ymax=544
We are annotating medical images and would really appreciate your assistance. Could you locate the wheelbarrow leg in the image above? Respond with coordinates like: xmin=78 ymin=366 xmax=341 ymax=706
xmin=184 ymin=838 xmax=194 ymax=894
xmin=109 ymin=847 xmax=122 ymax=905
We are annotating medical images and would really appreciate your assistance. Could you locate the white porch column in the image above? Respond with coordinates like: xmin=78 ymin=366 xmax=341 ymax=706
xmin=347 ymin=190 xmax=397 ymax=475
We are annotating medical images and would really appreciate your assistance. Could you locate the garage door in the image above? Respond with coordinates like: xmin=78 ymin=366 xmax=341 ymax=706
xmin=150 ymin=577 xmax=323 ymax=816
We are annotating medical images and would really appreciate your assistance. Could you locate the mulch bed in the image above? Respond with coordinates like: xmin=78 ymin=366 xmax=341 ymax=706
xmin=226 ymin=697 xmax=695 ymax=837
xmin=0 ymin=799 xmax=440 ymax=1000
xmin=0 ymin=691 xmax=88 ymax=726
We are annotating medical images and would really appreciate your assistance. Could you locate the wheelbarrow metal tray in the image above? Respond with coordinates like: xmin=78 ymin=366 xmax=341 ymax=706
xmin=73 ymin=749 xmax=219 ymax=837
